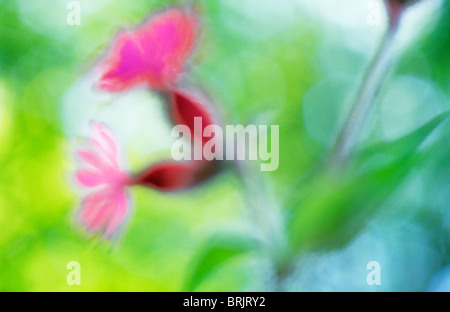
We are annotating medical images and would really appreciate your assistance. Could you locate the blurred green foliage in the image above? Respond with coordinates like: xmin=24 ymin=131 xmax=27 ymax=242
xmin=0 ymin=0 xmax=449 ymax=291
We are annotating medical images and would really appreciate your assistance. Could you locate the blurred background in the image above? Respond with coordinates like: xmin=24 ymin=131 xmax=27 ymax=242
xmin=0 ymin=0 xmax=449 ymax=291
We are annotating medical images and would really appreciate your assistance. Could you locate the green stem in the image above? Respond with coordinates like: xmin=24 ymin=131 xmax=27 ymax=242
xmin=234 ymin=160 xmax=289 ymax=290
xmin=235 ymin=161 xmax=283 ymax=247
xmin=330 ymin=25 xmax=399 ymax=168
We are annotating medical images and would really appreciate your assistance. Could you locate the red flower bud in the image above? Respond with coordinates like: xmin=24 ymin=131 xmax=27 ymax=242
xmin=134 ymin=161 xmax=219 ymax=191
xmin=385 ymin=0 xmax=422 ymax=27
xmin=169 ymin=90 xmax=218 ymax=147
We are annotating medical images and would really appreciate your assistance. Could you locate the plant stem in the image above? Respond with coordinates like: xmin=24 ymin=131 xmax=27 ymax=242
xmin=234 ymin=160 xmax=289 ymax=290
xmin=235 ymin=161 xmax=284 ymax=247
xmin=330 ymin=25 xmax=399 ymax=168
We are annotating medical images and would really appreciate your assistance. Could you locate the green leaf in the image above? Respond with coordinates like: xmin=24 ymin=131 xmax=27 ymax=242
xmin=355 ymin=111 xmax=449 ymax=171
xmin=287 ymin=112 xmax=449 ymax=254
xmin=183 ymin=234 xmax=259 ymax=291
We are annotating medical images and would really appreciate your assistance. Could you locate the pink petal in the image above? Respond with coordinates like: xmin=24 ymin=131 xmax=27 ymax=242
xmin=76 ymin=169 xmax=108 ymax=187
xmin=79 ymin=189 xmax=111 ymax=229
xmin=78 ymin=187 xmax=130 ymax=238
xmin=77 ymin=150 xmax=107 ymax=172
xmin=88 ymin=137 xmax=120 ymax=170
xmin=99 ymin=32 xmax=147 ymax=91
xmin=104 ymin=191 xmax=129 ymax=237
xmin=74 ymin=122 xmax=132 ymax=240
xmin=93 ymin=122 xmax=119 ymax=159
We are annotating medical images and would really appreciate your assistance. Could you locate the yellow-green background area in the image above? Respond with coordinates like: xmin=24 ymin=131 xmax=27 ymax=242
xmin=0 ymin=0 xmax=449 ymax=291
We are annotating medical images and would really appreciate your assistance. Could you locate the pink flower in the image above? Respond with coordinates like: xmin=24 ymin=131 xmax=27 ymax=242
xmin=74 ymin=8 xmax=227 ymax=241
xmin=98 ymin=7 xmax=198 ymax=92
xmin=75 ymin=122 xmax=131 ymax=239
xmin=74 ymin=94 xmax=222 ymax=239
